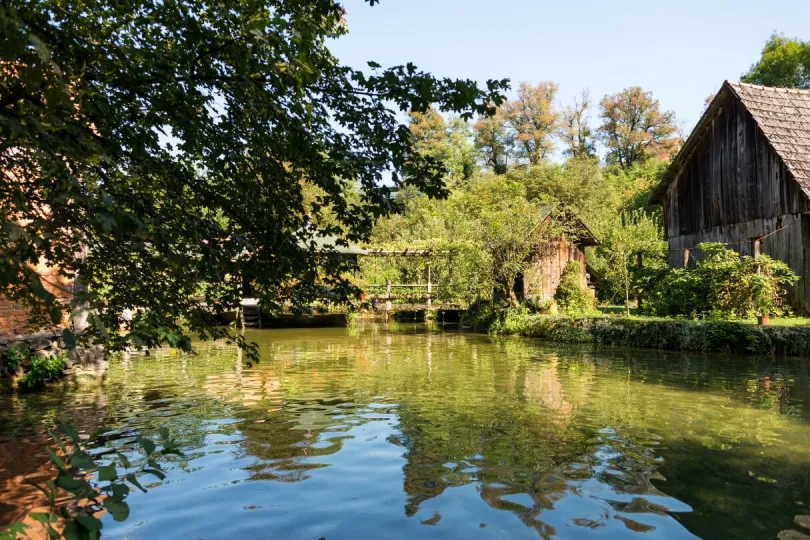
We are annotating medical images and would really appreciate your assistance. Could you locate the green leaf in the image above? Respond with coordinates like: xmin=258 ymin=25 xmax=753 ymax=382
xmin=56 ymin=471 xmax=93 ymax=496
xmin=48 ymin=306 xmax=62 ymax=325
xmin=111 ymin=483 xmax=130 ymax=500
xmin=103 ymin=498 xmax=130 ymax=521
xmin=46 ymin=429 xmax=68 ymax=455
xmin=44 ymin=446 xmax=66 ymax=469
xmin=136 ymin=436 xmax=156 ymax=456
xmin=61 ymin=329 xmax=76 ymax=350
xmin=98 ymin=464 xmax=117 ymax=482
xmin=29 ymin=512 xmax=53 ymax=524
xmin=58 ymin=423 xmax=81 ymax=443
xmin=126 ymin=473 xmax=147 ymax=493
xmin=143 ymin=468 xmax=166 ymax=481
xmin=75 ymin=515 xmax=103 ymax=531
xmin=70 ymin=451 xmax=96 ymax=470
xmin=117 ymin=452 xmax=132 ymax=469
xmin=0 ymin=522 xmax=28 ymax=540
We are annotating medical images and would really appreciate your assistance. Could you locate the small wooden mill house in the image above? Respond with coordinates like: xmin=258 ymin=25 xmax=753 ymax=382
xmin=512 ymin=202 xmax=599 ymax=301
xmin=652 ymin=81 xmax=810 ymax=311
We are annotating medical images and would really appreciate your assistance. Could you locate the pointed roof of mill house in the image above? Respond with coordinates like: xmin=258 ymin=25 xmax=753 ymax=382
xmin=652 ymin=81 xmax=810 ymax=202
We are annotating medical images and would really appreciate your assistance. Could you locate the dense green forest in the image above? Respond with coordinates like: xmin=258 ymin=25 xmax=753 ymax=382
xmin=359 ymin=32 xmax=810 ymax=318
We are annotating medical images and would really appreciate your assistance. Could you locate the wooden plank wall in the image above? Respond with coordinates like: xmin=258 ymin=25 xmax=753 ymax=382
xmin=664 ymin=98 xmax=809 ymax=239
xmin=523 ymin=235 xmax=588 ymax=300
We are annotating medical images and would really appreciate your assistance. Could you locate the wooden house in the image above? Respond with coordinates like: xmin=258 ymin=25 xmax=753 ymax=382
xmin=510 ymin=203 xmax=600 ymax=301
xmin=651 ymin=81 xmax=810 ymax=311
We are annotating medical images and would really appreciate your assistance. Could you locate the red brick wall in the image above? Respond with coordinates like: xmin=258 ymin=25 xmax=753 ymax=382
xmin=0 ymin=263 xmax=72 ymax=337
xmin=0 ymin=299 xmax=35 ymax=336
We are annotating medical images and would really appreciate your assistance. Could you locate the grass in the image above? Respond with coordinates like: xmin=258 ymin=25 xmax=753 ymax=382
xmin=596 ymin=305 xmax=810 ymax=328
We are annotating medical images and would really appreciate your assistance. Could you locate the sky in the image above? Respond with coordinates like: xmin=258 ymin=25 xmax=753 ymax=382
xmin=329 ymin=0 xmax=810 ymax=155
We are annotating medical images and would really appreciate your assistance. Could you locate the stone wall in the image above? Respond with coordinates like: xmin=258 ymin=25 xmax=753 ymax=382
xmin=0 ymin=332 xmax=109 ymax=389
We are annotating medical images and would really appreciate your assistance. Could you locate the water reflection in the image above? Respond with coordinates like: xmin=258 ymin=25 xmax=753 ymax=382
xmin=2 ymin=325 xmax=810 ymax=539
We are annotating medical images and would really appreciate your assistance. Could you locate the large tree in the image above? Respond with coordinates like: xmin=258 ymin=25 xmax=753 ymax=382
xmin=559 ymin=89 xmax=595 ymax=158
xmin=0 ymin=0 xmax=507 ymax=354
xmin=408 ymin=108 xmax=478 ymax=185
xmin=742 ymin=33 xmax=810 ymax=89
xmin=501 ymin=81 xmax=558 ymax=165
xmin=598 ymin=87 xmax=678 ymax=168
xmin=474 ymin=111 xmax=512 ymax=174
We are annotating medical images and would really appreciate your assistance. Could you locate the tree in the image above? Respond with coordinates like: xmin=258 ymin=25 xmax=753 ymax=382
xmin=597 ymin=210 xmax=665 ymax=315
xmin=598 ymin=87 xmax=678 ymax=168
xmin=507 ymin=155 xmax=604 ymax=215
xmin=501 ymin=81 xmax=559 ymax=165
xmin=742 ymin=33 xmax=810 ymax=89
xmin=473 ymin=178 xmax=543 ymax=303
xmin=559 ymin=89 xmax=595 ymax=158
xmin=408 ymin=108 xmax=478 ymax=185
xmin=474 ymin=111 xmax=512 ymax=174
xmin=0 ymin=0 xmax=508 ymax=355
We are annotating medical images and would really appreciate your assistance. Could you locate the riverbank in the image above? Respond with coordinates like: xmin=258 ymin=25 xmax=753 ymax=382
xmin=463 ymin=305 xmax=810 ymax=356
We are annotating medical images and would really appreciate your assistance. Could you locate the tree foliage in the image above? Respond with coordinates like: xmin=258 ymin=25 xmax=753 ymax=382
xmin=598 ymin=87 xmax=679 ymax=168
xmin=595 ymin=210 xmax=666 ymax=314
xmin=0 ymin=0 xmax=508 ymax=353
xmin=473 ymin=111 xmax=512 ymax=174
xmin=500 ymin=81 xmax=559 ymax=165
xmin=742 ymin=33 xmax=810 ymax=89
xmin=408 ymin=108 xmax=478 ymax=186
xmin=559 ymin=89 xmax=596 ymax=158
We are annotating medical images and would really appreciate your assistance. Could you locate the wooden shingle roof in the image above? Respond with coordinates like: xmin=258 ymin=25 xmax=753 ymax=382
xmin=652 ymin=81 xmax=810 ymax=202
xmin=728 ymin=82 xmax=810 ymax=195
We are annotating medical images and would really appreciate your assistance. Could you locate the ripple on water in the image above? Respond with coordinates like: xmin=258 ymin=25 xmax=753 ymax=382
xmin=2 ymin=326 xmax=810 ymax=539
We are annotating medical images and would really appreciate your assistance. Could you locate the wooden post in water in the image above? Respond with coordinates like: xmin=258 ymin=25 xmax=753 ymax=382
xmin=385 ymin=280 xmax=392 ymax=311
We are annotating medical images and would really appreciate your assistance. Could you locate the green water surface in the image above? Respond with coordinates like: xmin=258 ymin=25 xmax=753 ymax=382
xmin=3 ymin=324 xmax=810 ymax=539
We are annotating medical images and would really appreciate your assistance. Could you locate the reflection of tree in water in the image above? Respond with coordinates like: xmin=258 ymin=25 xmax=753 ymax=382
xmin=232 ymin=328 xmax=810 ymax=538
xmin=5 ymin=326 xmax=810 ymax=538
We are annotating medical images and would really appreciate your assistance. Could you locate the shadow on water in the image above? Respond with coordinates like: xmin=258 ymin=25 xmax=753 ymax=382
xmin=2 ymin=324 xmax=810 ymax=539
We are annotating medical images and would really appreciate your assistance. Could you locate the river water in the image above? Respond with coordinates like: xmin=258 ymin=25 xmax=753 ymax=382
xmin=2 ymin=324 xmax=810 ymax=539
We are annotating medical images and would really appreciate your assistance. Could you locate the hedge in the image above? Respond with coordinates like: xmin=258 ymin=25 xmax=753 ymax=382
xmin=462 ymin=304 xmax=810 ymax=356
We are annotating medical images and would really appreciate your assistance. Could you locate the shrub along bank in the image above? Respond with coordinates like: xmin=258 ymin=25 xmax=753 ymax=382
xmin=462 ymin=303 xmax=810 ymax=356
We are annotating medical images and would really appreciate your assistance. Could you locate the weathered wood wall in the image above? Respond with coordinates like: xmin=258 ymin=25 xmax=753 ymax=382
xmin=664 ymin=97 xmax=810 ymax=239
xmin=666 ymin=214 xmax=810 ymax=309
xmin=523 ymin=234 xmax=588 ymax=300
xmin=663 ymin=93 xmax=810 ymax=311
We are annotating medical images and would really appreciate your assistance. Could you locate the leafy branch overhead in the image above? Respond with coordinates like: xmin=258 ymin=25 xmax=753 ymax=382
xmin=0 ymin=0 xmax=509 ymax=353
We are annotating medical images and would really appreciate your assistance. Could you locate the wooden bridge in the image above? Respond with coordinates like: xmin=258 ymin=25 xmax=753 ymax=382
xmin=364 ymin=281 xmax=461 ymax=313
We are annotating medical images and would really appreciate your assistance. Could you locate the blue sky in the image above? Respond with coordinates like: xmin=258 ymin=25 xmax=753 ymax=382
xmin=330 ymin=0 xmax=809 ymax=153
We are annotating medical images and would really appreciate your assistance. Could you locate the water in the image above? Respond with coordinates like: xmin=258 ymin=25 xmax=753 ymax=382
xmin=3 ymin=325 xmax=810 ymax=539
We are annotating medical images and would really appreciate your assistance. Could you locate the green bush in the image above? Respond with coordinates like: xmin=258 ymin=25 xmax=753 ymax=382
xmin=2 ymin=347 xmax=27 ymax=373
xmin=554 ymin=261 xmax=595 ymax=315
xmin=460 ymin=299 xmax=501 ymax=332
xmin=643 ymin=243 xmax=799 ymax=319
xmin=17 ymin=353 xmax=67 ymax=391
